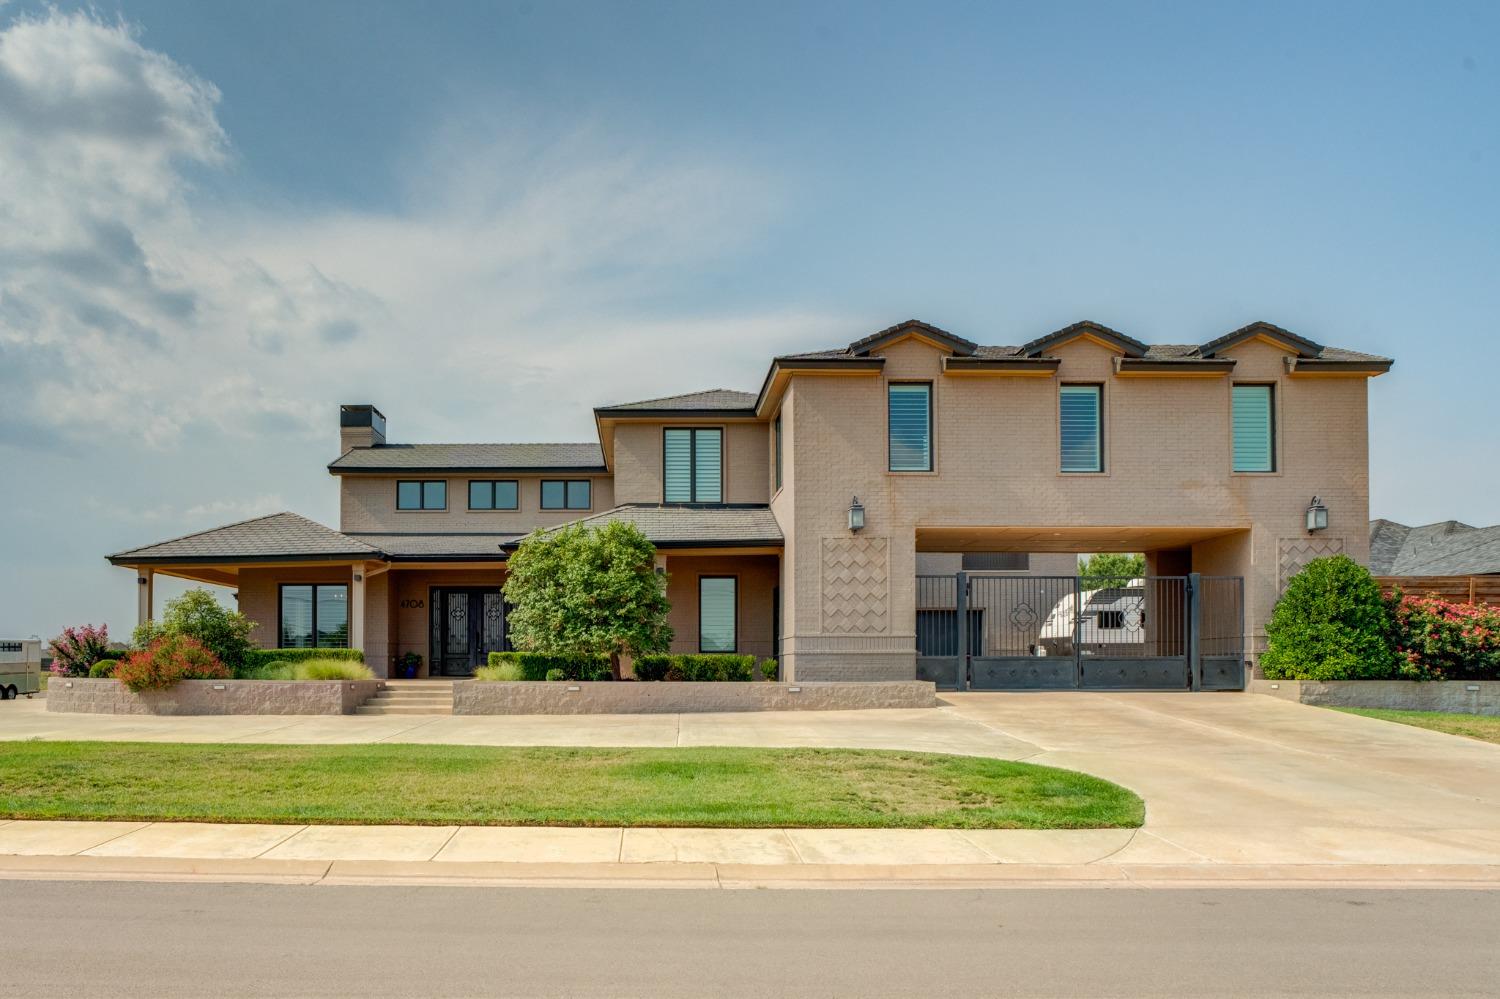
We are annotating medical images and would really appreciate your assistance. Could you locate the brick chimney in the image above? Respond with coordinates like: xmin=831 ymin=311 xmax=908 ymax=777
xmin=339 ymin=404 xmax=386 ymax=453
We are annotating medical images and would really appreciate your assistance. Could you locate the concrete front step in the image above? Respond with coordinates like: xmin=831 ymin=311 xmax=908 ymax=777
xmin=354 ymin=704 xmax=454 ymax=716
xmin=372 ymin=691 xmax=451 ymax=701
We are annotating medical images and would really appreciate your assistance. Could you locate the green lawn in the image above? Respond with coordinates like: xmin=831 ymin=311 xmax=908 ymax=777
xmin=1335 ymin=707 xmax=1500 ymax=746
xmin=0 ymin=743 xmax=1143 ymax=829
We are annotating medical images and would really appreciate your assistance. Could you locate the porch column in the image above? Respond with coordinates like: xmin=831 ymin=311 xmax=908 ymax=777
xmin=350 ymin=565 xmax=366 ymax=653
xmin=136 ymin=568 xmax=154 ymax=628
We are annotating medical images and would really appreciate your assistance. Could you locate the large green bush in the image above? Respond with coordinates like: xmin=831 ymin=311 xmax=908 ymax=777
xmin=88 ymin=659 xmax=119 ymax=678
xmin=1261 ymin=555 xmax=1400 ymax=681
xmin=241 ymin=648 xmax=364 ymax=671
xmin=633 ymin=654 xmax=756 ymax=682
xmin=483 ymin=651 xmax=612 ymax=681
xmin=134 ymin=590 xmax=257 ymax=675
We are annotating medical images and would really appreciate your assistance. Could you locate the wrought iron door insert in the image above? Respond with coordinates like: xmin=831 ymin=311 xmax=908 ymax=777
xmin=430 ymin=587 xmax=508 ymax=677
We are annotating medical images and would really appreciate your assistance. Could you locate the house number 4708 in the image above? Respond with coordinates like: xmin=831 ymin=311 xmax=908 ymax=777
xmin=400 ymin=599 xmax=425 ymax=609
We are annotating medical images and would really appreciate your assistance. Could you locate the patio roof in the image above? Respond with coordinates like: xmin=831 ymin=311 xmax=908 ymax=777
xmin=506 ymin=504 xmax=784 ymax=550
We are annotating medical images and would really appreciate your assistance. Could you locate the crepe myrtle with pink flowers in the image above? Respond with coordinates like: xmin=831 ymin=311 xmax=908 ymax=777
xmin=47 ymin=623 xmax=113 ymax=677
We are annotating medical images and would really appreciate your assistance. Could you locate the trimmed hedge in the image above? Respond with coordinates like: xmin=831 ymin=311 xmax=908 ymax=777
xmin=241 ymin=648 xmax=365 ymax=673
xmin=633 ymin=654 xmax=756 ymax=682
xmin=485 ymin=651 xmax=613 ymax=681
xmin=88 ymin=659 xmax=119 ymax=679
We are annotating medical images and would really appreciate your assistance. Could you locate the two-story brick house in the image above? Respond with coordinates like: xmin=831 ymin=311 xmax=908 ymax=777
xmin=109 ymin=318 xmax=1390 ymax=685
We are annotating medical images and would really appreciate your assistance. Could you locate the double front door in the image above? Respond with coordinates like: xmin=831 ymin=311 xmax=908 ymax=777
xmin=431 ymin=587 xmax=508 ymax=677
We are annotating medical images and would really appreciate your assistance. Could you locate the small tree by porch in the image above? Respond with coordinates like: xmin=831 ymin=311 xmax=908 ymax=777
xmin=502 ymin=521 xmax=673 ymax=680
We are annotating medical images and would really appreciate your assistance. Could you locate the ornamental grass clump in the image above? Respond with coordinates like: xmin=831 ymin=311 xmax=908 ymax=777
xmin=1261 ymin=555 xmax=1399 ymax=681
xmin=293 ymin=659 xmax=374 ymax=681
xmin=114 ymin=635 xmax=231 ymax=692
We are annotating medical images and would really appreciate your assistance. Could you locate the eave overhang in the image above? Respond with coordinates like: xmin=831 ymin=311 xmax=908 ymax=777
xmin=942 ymin=356 xmax=1060 ymax=376
xmin=328 ymin=465 xmax=607 ymax=476
xmin=1285 ymin=357 xmax=1394 ymax=377
xmin=754 ymin=357 xmax=885 ymax=418
xmin=1114 ymin=357 xmax=1237 ymax=377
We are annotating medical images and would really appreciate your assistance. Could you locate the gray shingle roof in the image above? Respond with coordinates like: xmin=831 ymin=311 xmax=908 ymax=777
xmin=109 ymin=513 xmax=381 ymax=563
xmin=596 ymin=389 xmax=757 ymax=413
xmin=330 ymin=442 xmax=605 ymax=472
xmin=517 ymin=504 xmax=783 ymax=548
xmin=1368 ymin=519 xmax=1500 ymax=575
xmin=344 ymin=533 xmax=521 ymax=558
xmin=777 ymin=319 xmax=1390 ymax=368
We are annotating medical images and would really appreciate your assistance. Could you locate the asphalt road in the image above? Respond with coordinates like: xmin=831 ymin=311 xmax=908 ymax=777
xmin=3 ymin=881 xmax=1498 ymax=997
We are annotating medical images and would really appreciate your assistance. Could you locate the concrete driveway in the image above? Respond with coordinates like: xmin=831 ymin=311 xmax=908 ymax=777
xmin=5 ymin=692 xmax=1500 ymax=865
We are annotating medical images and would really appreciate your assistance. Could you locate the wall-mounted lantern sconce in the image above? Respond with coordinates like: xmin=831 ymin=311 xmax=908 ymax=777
xmin=848 ymin=496 xmax=865 ymax=533
xmin=1306 ymin=496 xmax=1329 ymax=533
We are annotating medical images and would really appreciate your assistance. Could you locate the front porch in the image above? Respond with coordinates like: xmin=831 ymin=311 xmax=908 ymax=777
xmin=110 ymin=511 xmax=784 ymax=679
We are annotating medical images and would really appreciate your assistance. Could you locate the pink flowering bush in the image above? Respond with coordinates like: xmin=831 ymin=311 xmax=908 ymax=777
xmin=1386 ymin=592 xmax=1500 ymax=681
xmin=47 ymin=624 xmax=113 ymax=677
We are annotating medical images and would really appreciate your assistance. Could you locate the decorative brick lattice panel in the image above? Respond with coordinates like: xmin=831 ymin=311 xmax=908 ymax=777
xmin=821 ymin=537 xmax=890 ymax=634
xmin=1278 ymin=536 xmax=1346 ymax=591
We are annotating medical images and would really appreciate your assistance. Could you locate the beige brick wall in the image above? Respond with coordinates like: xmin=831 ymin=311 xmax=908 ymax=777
xmin=662 ymin=554 xmax=779 ymax=659
xmin=611 ymin=421 xmax=770 ymax=505
xmin=338 ymin=474 xmax=614 ymax=533
xmin=775 ymin=334 xmax=1373 ymax=678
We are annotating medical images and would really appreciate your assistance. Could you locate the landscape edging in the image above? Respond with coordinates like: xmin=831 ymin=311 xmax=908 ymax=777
xmin=453 ymin=679 xmax=937 ymax=714
xmin=45 ymin=677 xmax=384 ymax=715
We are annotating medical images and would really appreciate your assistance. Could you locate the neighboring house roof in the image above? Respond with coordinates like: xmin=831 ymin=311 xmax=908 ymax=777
xmin=594 ymin=387 xmax=762 ymax=414
xmin=509 ymin=503 xmax=784 ymax=549
xmin=108 ymin=512 xmax=381 ymax=564
xmin=329 ymin=442 xmax=606 ymax=473
xmin=1367 ymin=519 xmax=1500 ymax=575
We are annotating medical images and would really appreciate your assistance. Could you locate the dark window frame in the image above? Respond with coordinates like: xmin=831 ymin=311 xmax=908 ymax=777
xmin=467 ymin=479 xmax=519 ymax=510
xmin=277 ymin=583 xmax=350 ymax=649
xmin=887 ymin=381 xmax=934 ymax=473
xmin=662 ymin=427 xmax=724 ymax=504
xmin=698 ymin=575 xmax=738 ymax=654
xmin=396 ymin=480 xmax=447 ymax=511
xmin=1059 ymin=383 xmax=1105 ymax=474
xmin=541 ymin=479 xmax=592 ymax=510
xmin=1231 ymin=382 xmax=1278 ymax=474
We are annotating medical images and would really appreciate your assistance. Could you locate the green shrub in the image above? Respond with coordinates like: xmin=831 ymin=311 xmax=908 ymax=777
xmin=241 ymin=660 xmax=295 ymax=681
xmin=294 ymin=659 xmax=375 ymax=681
xmin=474 ymin=660 xmax=526 ymax=681
xmin=88 ymin=659 xmax=119 ymax=679
xmin=133 ymin=589 xmax=256 ymax=674
xmin=241 ymin=648 xmax=364 ymax=674
xmin=114 ymin=635 xmax=231 ymax=691
xmin=633 ymin=653 xmax=756 ymax=682
xmin=1261 ymin=555 xmax=1400 ymax=681
xmin=544 ymin=668 xmax=566 ymax=681
xmin=758 ymin=658 xmax=778 ymax=682
xmin=485 ymin=651 xmax=612 ymax=681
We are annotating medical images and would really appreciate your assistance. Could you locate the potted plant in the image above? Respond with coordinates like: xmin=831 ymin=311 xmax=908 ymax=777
xmin=397 ymin=652 xmax=422 ymax=679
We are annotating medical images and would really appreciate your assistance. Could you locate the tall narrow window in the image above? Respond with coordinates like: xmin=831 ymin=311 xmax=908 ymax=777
xmin=663 ymin=428 xmax=723 ymax=503
xmin=888 ymin=383 xmax=932 ymax=472
xmin=773 ymin=414 xmax=783 ymax=492
xmin=1232 ymin=384 xmax=1275 ymax=472
xmin=397 ymin=480 xmax=446 ymax=510
xmin=280 ymin=584 xmax=349 ymax=649
xmin=1059 ymin=385 xmax=1103 ymax=472
xmin=699 ymin=576 xmax=737 ymax=653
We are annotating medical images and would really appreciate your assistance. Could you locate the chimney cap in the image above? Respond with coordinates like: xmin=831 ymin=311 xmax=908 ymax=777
xmin=340 ymin=404 xmax=386 ymax=434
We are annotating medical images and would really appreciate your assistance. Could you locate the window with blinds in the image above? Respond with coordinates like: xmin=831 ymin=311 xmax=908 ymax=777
xmin=888 ymin=383 xmax=932 ymax=472
xmin=663 ymin=428 xmax=722 ymax=503
xmin=699 ymin=577 xmax=737 ymax=652
xmin=1059 ymin=385 xmax=1102 ymax=472
xmin=1232 ymin=384 xmax=1275 ymax=472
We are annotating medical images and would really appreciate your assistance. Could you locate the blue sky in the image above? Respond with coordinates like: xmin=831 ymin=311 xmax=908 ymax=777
xmin=1 ymin=1 xmax=1496 ymax=639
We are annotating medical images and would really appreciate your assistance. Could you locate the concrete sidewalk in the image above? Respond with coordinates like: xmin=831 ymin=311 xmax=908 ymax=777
xmin=2 ymin=819 xmax=1499 ymax=889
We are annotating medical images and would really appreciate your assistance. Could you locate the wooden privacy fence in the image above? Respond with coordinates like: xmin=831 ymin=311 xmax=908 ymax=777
xmin=1376 ymin=576 xmax=1500 ymax=605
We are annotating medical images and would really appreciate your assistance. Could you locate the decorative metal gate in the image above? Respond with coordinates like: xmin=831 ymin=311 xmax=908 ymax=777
xmin=915 ymin=572 xmax=1245 ymax=691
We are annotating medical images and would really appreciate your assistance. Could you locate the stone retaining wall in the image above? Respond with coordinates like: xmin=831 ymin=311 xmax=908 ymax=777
xmin=1249 ymin=677 xmax=1500 ymax=717
xmin=453 ymin=680 xmax=937 ymax=714
xmin=45 ymin=678 xmax=384 ymax=715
